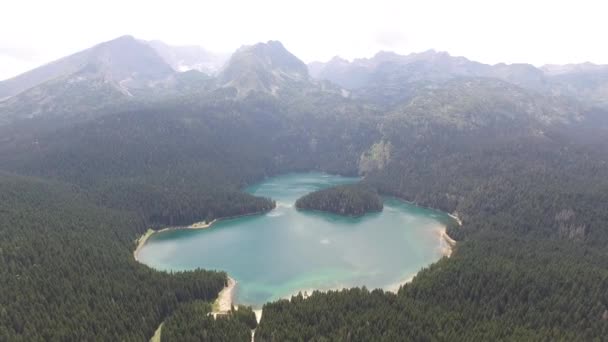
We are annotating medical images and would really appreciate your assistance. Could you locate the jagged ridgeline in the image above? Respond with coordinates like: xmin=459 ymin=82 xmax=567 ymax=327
xmin=1 ymin=34 xmax=608 ymax=341
xmin=295 ymin=183 xmax=383 ymax=216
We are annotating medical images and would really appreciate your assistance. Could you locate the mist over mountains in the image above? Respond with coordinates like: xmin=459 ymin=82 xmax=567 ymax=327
xmin=1 ymin=34 xmax=608 ymax=341
xmin=1 ymin=34 xmax=607 ymax=118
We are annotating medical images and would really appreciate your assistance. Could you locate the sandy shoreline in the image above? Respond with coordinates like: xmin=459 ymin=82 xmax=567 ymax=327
xmin=133 ymin=208 xmax=276 ymax=262
xmin=132 ymin=210 xmax=271 ymax=332
xmin=441 ymin=212 xmax=461 ymax=258
xmin=439 ymin=227 xmax=457 ymax=258
xmin=385 ymin=275 xmax=415 ymax=293
xmin=213 ymin=276 xmax=237 ymax=313
xmin=135 ymin=205 xmax=460 ymax=329
xmin=133 ymin=219 xmax=216 ymax=262
xmin=448 ymin=212 xmax=463 ymax=226
xmin=218 ymin=213 xmax=460 ymax=316
xmin=292 ymin=217 xmax=460 ymax=296
xmin=149 ymin=322 xmax=163 ymax=342
xmin=146 ymin=276 xmax=236 ymax=341
xmin=387 ymin=222 xmax=459 ymax=292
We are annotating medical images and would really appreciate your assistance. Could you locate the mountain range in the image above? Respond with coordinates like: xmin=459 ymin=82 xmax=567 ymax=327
xmin=1 ymin=35 xmax=607 ymax=129
xmin=2 ymin=34 xmax=608 ymax=340
xmin=311 ymin=50 xmax=608 ymax=108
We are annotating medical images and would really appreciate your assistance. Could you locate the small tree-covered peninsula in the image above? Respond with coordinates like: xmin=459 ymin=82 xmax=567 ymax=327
xmin=295 ymin=184 xmax=383 ymax=216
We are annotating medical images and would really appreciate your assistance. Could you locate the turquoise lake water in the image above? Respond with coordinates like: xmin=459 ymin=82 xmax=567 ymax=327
xmin=137 ymin=172 xmax=453 ymax=308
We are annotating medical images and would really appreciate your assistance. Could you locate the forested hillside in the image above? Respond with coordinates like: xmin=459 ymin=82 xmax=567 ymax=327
xmin=258 ymin=134 xmax=608 ymax=339
xmin=256 ymin=82 xmax=608 ymax=340
xmin=0 ymin=173 xmax=227 ymax=340
xmin=258 ymin=237 xmax=608 ymax=341
xmin=0 ymin=88 xmax=378 ymax=340
xmin=1 ymin=37 xmax=608 ymax=340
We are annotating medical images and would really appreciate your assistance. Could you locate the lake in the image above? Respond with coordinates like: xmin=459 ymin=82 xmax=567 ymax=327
xmin=137 ymin=172 xmax=454 ymax=308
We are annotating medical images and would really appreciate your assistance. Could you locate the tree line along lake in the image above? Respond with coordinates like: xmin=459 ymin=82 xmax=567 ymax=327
xmin=136 ymin=172 xmax=456 ymax=308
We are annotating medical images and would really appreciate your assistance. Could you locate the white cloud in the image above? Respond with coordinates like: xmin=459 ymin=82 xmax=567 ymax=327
xmin=0 ymin=54 xmax=44 ymax=79
xmin=1 ymin=0 xmax=607 ymax=80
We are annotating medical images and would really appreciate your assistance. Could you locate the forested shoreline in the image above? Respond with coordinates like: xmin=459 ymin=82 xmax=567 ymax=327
xmin=0 ymin=173 xmax=230 ymax=340
xmin=1 ymin=41 xmax=608 ymax=340
xmin=256 ymin=118 xmax=608 ymax=340
xmin=2 ymin=91 xmax=608 ymax=340
xmin=134 ymin=202 xmax=276 ymax=261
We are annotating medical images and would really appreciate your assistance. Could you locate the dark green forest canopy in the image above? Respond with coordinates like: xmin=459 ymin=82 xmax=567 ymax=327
xmin=1 ymin=60 xmax=608 ymax=340
xmin=295 ymin=183 xmax=383 ymax=216
xmin=0 ymin=173 xmax=227 ymax=341
xmin=161 ymin=301 xmax=256 ymax=342
xmin=257 ymin=236 xmax=608 ymax=341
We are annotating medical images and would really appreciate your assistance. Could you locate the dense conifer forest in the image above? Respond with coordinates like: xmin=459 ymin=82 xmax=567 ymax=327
xmin=256 ymin=104 xmax=608 ymax=340
xmin=295 ymin=184 xmax=383 ymax=216
xmin=1 ymin=89 xmax=608 ymax=340
xmin=1 ymin=37 xmax=608 ymax=340
xmin=161 ymin=302 xmax=256 ymax=342
xmin=0 ymin=173 xmax=227 ymax=340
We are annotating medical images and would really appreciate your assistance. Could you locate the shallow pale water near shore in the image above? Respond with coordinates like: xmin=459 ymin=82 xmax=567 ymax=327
xmin=137 ymin=172 xmax=455 ymax=308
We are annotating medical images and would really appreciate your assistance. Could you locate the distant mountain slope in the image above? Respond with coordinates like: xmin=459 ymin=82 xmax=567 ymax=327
xmin=0 ymin=36 xmax=176 ymax=126
xmin=0 ymin=73 xmax=126 ymax=126
xmin=147 ymin=40 xmax=229 ymax=75
xmin=80 ymin=35 xmax=174 ymax=82
xmin=309 ymin=56 xmax=370 ymax=89
xmin=0 ymin=35 xmax=173 ymax=100
xmin=385 ymin=78 xmax=581 ymax=133
xmin=309 ymin=50 xmax=491 ymax=90
xmin=2 ymin=36 xmax=608 ymax=341
xmin=4 ymin=34 xmax=608 ymax=130
xmin=542 ymin=63 xmax=608 ymax=107
xmin=0 ymin=48 xmax=90 ymax=100
xmin=310 ymin=51 xmax=608 ymax=108
xmin=309 ymin=49 xmax=551 ymax=90
xmin=218 ymin=41 xmax=311 ymax=97
xmin=308 ymin=50 xmax=522 ymax=106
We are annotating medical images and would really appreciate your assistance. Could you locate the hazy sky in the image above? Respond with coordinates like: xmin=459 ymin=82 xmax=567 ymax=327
xmin=1 ymin=0 xmax=606 ymax=80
